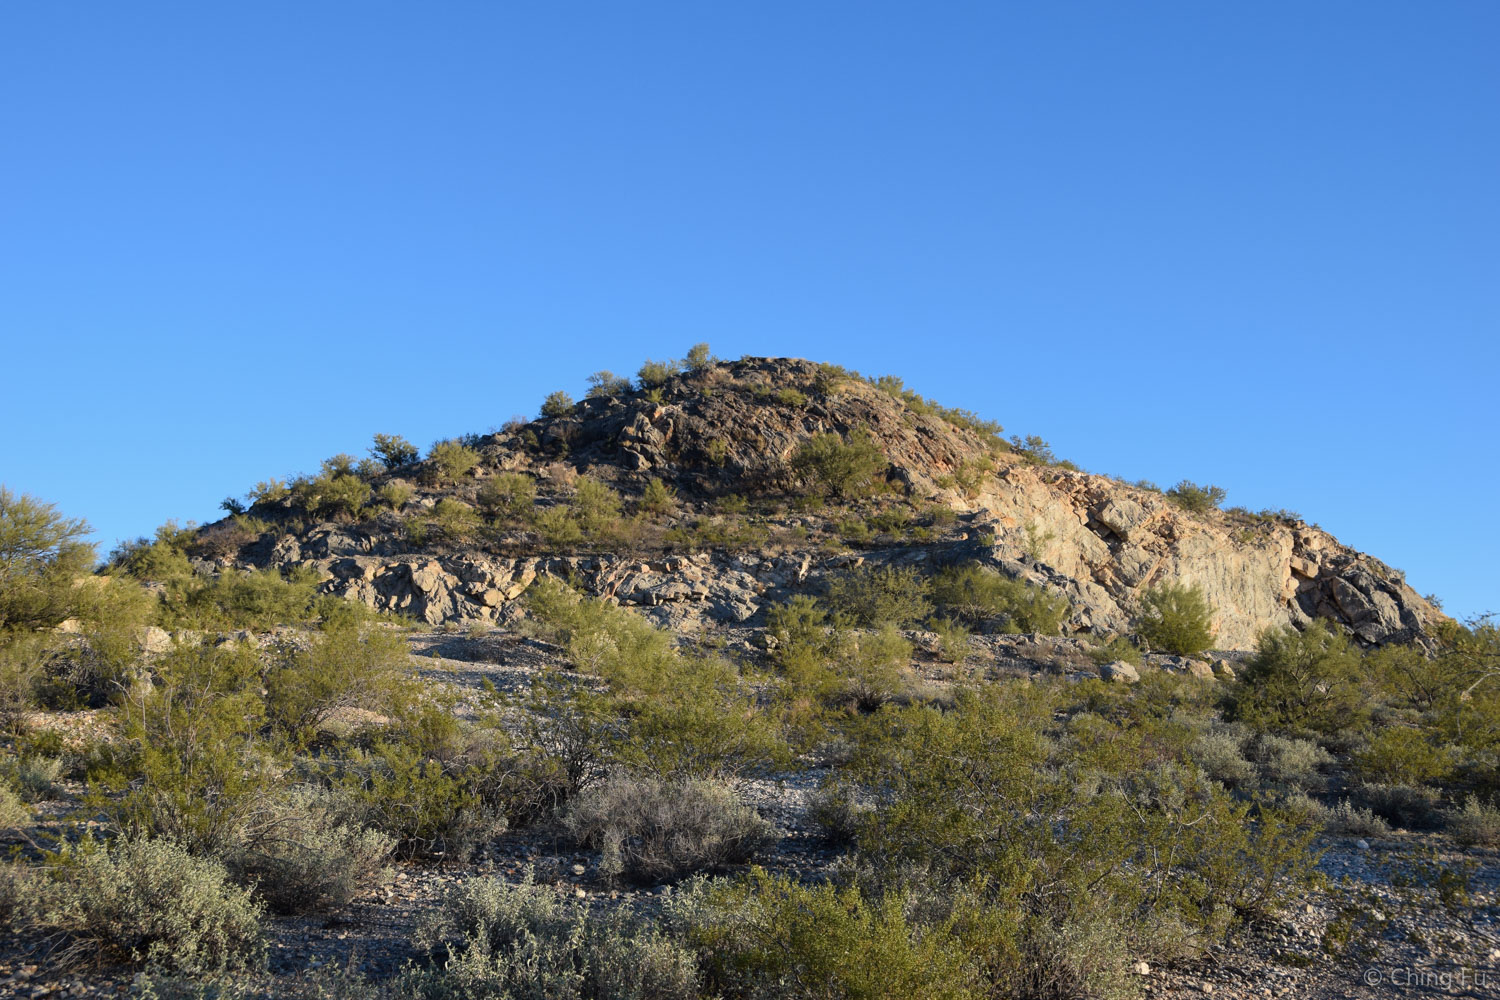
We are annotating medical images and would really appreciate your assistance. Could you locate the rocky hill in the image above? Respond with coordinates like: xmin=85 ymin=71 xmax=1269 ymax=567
xmin=204 ymin=356 xmax=1440 ymax=651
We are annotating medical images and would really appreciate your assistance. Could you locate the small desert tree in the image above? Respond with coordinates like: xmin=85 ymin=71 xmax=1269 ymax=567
xmin=540 ymin=390 xmax=575 ymax=417
xmin=1136 ymin=582 xmax=1216 ymax=656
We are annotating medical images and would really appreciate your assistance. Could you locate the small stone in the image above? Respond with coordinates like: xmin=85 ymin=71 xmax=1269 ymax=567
xmin=572 ymin=864 xmax=587 ymax=876
xmin=1356 ymin=839 xmax=1370 ymax=850
xmin=1132 ymin=961 xmax=1151 ymax=976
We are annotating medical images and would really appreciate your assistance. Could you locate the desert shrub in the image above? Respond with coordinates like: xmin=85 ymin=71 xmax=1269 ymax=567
xmin=1449 ymin=795 xmax=1500 ymax=847
xmin=839 ymin=625 xmax=914 ymax=711
xmin=372 ymin=433 xmax=421 ymax=469
xmin=0 ymin=783 xmax=29 ymax=829
xmin=1089 ymin=634 xmax=1142 ymax=667
xmin=1229 ymin=620 xmax=1366 ymax=736
xmin=1354 ymin=783 xmax=1443 ymax=830
xmin=227 ymin=785 xmax=393 ymax=914
xmin=932 ymin=618 xmax=972 ymax=663
xmin=1353 ymin=727 xmax=1453 ymax=786
xmin=107 ymin=642 xmax=276 ymax=856
xmin=340 ymin=740 xmax=507 ymax=862
xmin=636 ymin=358 xmax=682 ymax=389
xmin=639 ymin=477 xmax=676 ymax=516
xmin=35 ymin=574 xmax=156 ymax=709
xmin=826 ymin=565 xmax=933 ymax=629
xmin=1191 ymin=727 xmax=1256 ymax=789
xmin=429 ymin=440 xmax=481 ymax=481
xmin=406 ymin=871 xmax=697 ymax=1000
xmin=674 ymin=869 xmax=982 ymax=1000
xmin=540 ymin=390 xmax=575 ymax=417
xmin=265 ymin=622 xmax=413 ymax=743
xmin=790 ymin=430 xmax=887 ymax=499
xmin=5 ymin=753 xmax=61 ymax=801
xmin=563 ymin=774 xmax=775 ymax=883
xmin=572 ymin=477 xmax=622 ymax=532
xmin=292 ymin=471 xmax=371 ymax=519
xmin=321 ymin=453 xmax=358 ymax=477
xmin=429 ymin=498 xmax=481 ymax=542
xmin=40 ymin=836 xmax=265 ymax=974
xmin=774 ymin=388 xmax=807 ymax=408
xmin=1247 ymin=733 xmax=1334 ymax=792
xmin=838 ymin=686 xmax=1324 ymax=972
xmin=932 ymin=563 xmax=1069 ymax=634
xmin=0 ymin=486 xmax=95 ymax=634
xmin=535 ymin=506 xmax=585 ymax=548
xmin=683 ymin=343 xmax=715 ymax=373
xmin=585 ymin=371 xmax=632 ymax=398
xmin=1165 ymin=480 xmax=1227 ymax=513
xmin=1136 ymin=582 xmax=1216 ymax=656
xmin=477 ymin=473 xmax=536 ymax=519
xmin=153 ymin=565 xmax=322 ymax=632
xmin=378 ymin=480 xmax=415 ymax=509
xmin=1323 ymin=800 xmax=1391 ymax=837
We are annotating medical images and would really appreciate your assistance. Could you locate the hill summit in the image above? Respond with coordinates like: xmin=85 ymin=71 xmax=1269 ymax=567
xmin=197 ymin=355 xmax=1438 ymax=651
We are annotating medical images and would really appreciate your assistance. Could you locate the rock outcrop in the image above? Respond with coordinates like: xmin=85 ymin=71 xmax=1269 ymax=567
xmin=204 ymin=357 xmax=1441 ymax=650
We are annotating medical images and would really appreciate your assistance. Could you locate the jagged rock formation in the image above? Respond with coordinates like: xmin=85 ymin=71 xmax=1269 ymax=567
xmin=208 ymin=357 xmax=1440 ymax=651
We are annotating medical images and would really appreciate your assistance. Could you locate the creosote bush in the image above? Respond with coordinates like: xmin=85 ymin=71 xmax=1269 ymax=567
xmin=372 ymin=433 xmax=420 ymax=469
xmin=563 ymin=774 xmax=775 ymax=883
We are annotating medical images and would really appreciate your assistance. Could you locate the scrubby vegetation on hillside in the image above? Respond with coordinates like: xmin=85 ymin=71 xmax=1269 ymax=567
xmin=0 ymin=349 xmax=1489 ymax=996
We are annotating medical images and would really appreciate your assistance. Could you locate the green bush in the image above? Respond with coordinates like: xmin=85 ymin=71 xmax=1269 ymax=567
xmin=378 ymin=480 xmax=415 ymax=509
xmin=404 ymin=872 xmax=698 ymax=1000
xmin=639 ymin=477 xmax=676 ymax=516
xmin=1165 ymin=480 xmax=1227 ymax=513
xmin=585 ymin=371 xmax=632 ymax=398
xmin=108 ymin=642 xmax=275 ymax=856
xmin=826 ymin=565 xmax=933 ymax=629
xmin=1353 ymin=782 xmax=1442 ymax=830
xmin=683 ymin=343 xmax=715 ymax=373
xmin=429 ymin=498 xmax=481 ymax=542
xmin=637 ymin=359 xmax=682 ymax=389
xmin=932 ymin=563 xmax=1070 ymax=634
xmin=572 ymin=477 xmax=622 ymax=533
xmin=1228 ymin=620 xmax=1366 ymax=737
xmin=540 ymin=390 xmax=575 ymax=417
xmin=674 ymin=869 xmax=982 ymax=1000
xmin=932 ymin=618 xmax=972 ymax=663
xmin=429 ymin=440 xmax=481 ymax=481
xmin=1449 ymin=795 xmax=1500 ymax=847
xmin=39 ymin=836 xmax=265 ymax=974
xmin=340 ymin=740 xmax=508 ymax=862
xmin=0 ymin=486 xmax=95 ymax=634
xmin=265 ymin=622 xmax=413 ymax=743
xmin=477 ymin=473 xmax=536 ymax=519
xmin=563 ymin=774 xmax=775 ymax=883
xmin=790 ymin=430 xmax=887 ymax=499
xmin=1352 ymin=727 xmax=1452 ymax=786
xmin=0 ymin=783 xmax=29 ymax=830
xmin=372 ymin=433 xmax=421 ymax=469
xmin=1136 ymin=582 xmax=1216 ymax=656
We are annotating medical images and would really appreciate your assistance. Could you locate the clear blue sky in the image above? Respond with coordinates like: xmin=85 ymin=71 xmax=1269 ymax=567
xmin=2 ymin=3 xmax=1495 ymax=620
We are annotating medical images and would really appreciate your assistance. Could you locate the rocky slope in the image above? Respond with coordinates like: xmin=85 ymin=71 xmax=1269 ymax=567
xmin=207 ymin=357 xmax=1440 ymax=651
